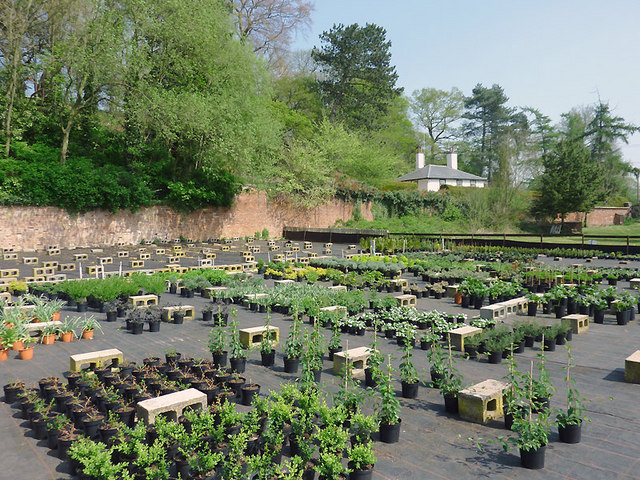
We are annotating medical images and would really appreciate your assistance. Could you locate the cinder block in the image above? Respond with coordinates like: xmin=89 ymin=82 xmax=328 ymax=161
xmin=395 ymin=294 xmax=417 ymax=308
xmin=117 ymin=251 xmax=129 ymax=258
xmin=23 ymin=257 xmax=38 ymax=265
xmin=155 ymin=249 xmax=166 ymax=255
xmin=58 ymin=263 xmax=76 ymax=272
xmin=239 ymin=326 xmax=279 ymax=348
xmin=47 ymin=248 xmax=60 ymax=256
xmin=137 ymin=389 xmax=207 ymax=424
xmin=129 ymin=260 xmax=145 ymax=268
xmin=99 ymin=257 xmax=113 ymax=265
xmin=561 ymin=314 xmax=589 ymax=334
xmin=128 ymin=294 xmax=158 ymax=308
xmin=43 ymin=261 xmax=58 ymax=269
xmin=85 ymin=265 xmax=104 ymax=275
xmin=449 ymin=326 xmax=483 ymax=351
xmin=161 ymin=305 xmax=195 ymax=322
xmin=3 ymin=253 xmax=17 ymax=260
xmin=70 ymin=348 xmax=123 ymax=372
xmin=459 ymin=379 xmax=509 ymax=424
xmin=1 ymin=269 xmax=19 ymax=278
xmin=625 ymin=350 xmax=640 ymax=383
xmin=140 ymin=253 xmax=151 ymax=260
xmin=333 ymin=347 xmax=372 ymax=379
xmin=74 ymin=253 xmax=88 ymax=261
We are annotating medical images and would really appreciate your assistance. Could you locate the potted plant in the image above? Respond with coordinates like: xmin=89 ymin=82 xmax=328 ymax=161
xmin=555 ymin=346 xmax=589 ymax=443
xmin=17 ymin=335 xmax=36 ymax=360
xmin=427 ymin=341 xmax=447 ymax=384
xmin=59 ymin=317 xmax=78 ymax=343
xmin=40 ymin=323 xmax=60 ymax=345
xmin=347 ymin=441 xmax=377 ymax=480
xmin=229 ymin=312 xmax=247 ymax=373
xmin=316 ymin=452 xmax=347 ymax=480
xmin=283 ymin=312 xmax=303 ymax=373
xmin=377 ymin=359 xmax=401 ymax=444
xmin=525 ymin=292 xmax=540 ymax=316
xmin=208 ymin=317 xmax=228 ymax=368
xmin=399 ymin=343 xmax=419 ymax=399
xmin=435 ymin=337 xmax=462 ymax=414
xmin=80 ymin=316 xmax=103 ymax=340
xmin=260 ymin=315 xmax=276 ymax=367
xmin=592 ymin=296 xmax=607 ymax=324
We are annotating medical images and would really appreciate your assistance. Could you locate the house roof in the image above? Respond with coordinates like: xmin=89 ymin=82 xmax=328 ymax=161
xmin=397 ymin=164 xmax=487 ymax=182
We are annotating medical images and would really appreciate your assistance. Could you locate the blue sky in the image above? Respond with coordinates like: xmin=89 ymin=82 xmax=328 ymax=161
xmin=292 ymin=0 xmax=640 ymax=165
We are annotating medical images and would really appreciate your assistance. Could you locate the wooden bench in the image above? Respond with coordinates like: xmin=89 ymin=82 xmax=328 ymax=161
xmin=449 ymin=326 xmax=482 ymax=351
xmin=561 ymin=314 xmax=589 ymax=334
xmin=239 ymin=326 xmax=280 ymax=348
xmin=136 ymin=388 xmax=207 ymax=424
xmin=395 ymin=294 xmax=417 ymax=308
xmin=128 ymin=294 xmax=159 ymax=308
xmin=162 ymin=305 xmax=195 ymax=322
xmin=458 ymin=379 xmax=509 ymax=424
xmin=333 ymin=347 xmax=372 ymax=379
xmin=70 ymin=349 xmax=124 ymax=372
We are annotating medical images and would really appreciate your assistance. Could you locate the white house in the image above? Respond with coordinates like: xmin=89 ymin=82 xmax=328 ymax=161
xmin=397 ymin=148 xmax=487 ymax=192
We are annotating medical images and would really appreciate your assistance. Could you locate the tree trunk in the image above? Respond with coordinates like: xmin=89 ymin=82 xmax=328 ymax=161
xmin=60 ymin=123 xmax=72 ymax=166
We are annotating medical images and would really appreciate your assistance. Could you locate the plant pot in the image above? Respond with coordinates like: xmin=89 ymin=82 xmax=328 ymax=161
xmin=401 ymin=381 xmax=419 ymax=399
xmin=173 ymin=312 xmax=185 ymax=324
xmin=0 ymin=348 xmax=9 ymax=361
xmin=473 ymin=296 xmax=485 ymax=309
xmin=202 ymin=310 xmax=213 ymax=322
xmin=379 ymin=419 xmax=401 ymax=444
xmin=543 ymin=338 xmax=556 ymax=351
xmin=131 ymin=322 xmax=144 ymax=335
xmin=4 ymin=383 xmax=23 ymax=403
xmin=519 ymin=445 xmax=546 ymax=470
xmin=77 ymin=302 xmax=88 ymax=312
xmin=349 ymin=468 xmax=373 ymax=480
xmin=461 ymin=296 xmax=471 ymax=308
xmin=527 ymin=303 xmax=538 ymax=316
xmin=443 ymin=394 xmax=459 ymax=414
xmin=283 ymin=356 xmax=300 ymax=374
xmin=594 ymin=309 xmax=605 ymax=324
xmin=558 ymin=422 xmax=582 ymax=444
xmin=230 ymin=357 xmax=246 ymax=373
xmin=82 ymin=329 xmax=94 ymax=340
xmin=487 ymin=351 xmax=502 ymax=364
xmin=524 ymin=335 xmax=535 ymax=348
xmin=555 ymin=333 xmax=566 ymax=345
xmin=212 ymin=351 xmax=228 ymax=368
xmin=261 ymin=351 xmax=275 ymax=366
xmin=106 ymin=310 xmax=117 ymax=322
xmin=241 ymin=384 xmax=260 ymax=406
xmin=18 ymin=346 xmax=34 ymax=360
xmin=364 ymin=368 xmax=378 ymax=388
xmin=464 ymin=345 xmax=478 ymax=359
xmin=328 ymin=347 xmax=340 ymax=361
xmin=148 ymin=320 xmax=160 ymax=332
xmin=11 ymin=340 xmax=23 ymax=351
xmin=555 ymin=305 xmax=567 ymax=318
xmin=82 ymin=416 xmax=104 ymax=439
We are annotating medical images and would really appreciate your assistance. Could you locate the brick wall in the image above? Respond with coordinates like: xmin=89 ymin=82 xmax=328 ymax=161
xmin=0 ymin=191 xmax=373 ymax=251
xmin=563 ymin=206 xmax=631 ymax=227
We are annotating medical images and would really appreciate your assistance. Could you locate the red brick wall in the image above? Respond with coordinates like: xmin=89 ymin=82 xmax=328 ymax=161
xmin=563 ymin=206 xmax=630 ymax=227
xmin=0 ymin=192 xmax=373 ymax=251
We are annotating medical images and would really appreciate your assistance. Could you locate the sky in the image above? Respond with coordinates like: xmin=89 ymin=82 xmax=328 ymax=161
xmin=292 ymin=0 xmax=640 ymax=165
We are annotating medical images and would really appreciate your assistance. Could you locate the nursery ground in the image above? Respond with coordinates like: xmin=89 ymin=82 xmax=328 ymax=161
xmin=2 ymin=268 xmax=640 ymax=479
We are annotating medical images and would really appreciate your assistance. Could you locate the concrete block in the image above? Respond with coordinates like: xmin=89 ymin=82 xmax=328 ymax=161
xmin=136 ymin=388 xmax=206 ymax=425
xmin=198 ymin=258 xmax=212 ymax=267
xmin=459 ymin=379 xmax=509 ymax=424
xmin=47 ymin=248 xmax=60 ymax=256
xmin=140 ymin=253 xmax=151 ymax=260
xmin=70 ymin=348 xmax=124 ymax=372
xmin=99 ymin=257 xmax=113 ymax=265
xmin=3 ymin=253 xmax=17 ymax=260
xmin=129 ymin=260 xmax=145 ymax=268
xmin=23 ymin=257 xmax=38 ymax=265
xmin=1 ymin=269 xmax=19 ymax=278
xmin=85 ymin=265 xmax=104 ymax=275
xmin=204 ymin=252 xmax=217 ymax=259
xmin=162 ymin=305 xmax=195 ymax=322
xmin=395 ymin=294 xmax=417 ymax=308
xmin=42 ymin=261 xmax=58 ymax=269
xmin=74 ymin=253 xmax=88 ymax=261
xmin=155 ymin=249 xmax=166 ymax=255
xmin=239 ymin=325 xmax=280 ymax=348
xmin=328 ymin=285 xmax=347 ymax=292
xmin=221 ymin=246 xmax=230 ymax=252
xmin=561 ymin=314 xmax=589 ymax=334
xmin=117 ymin=251 xmax=129 ymax=258
xmin=172 ymin=245 xmax=183 ymax=252
xmin=333 ymin=347 xmax=372 ymax=379
xmin=128 ymin=294 xmax=159 ymax=308
xmin=304 ymin=242 xmax=313 ymax=250
xmin=269 ymin=245 xmax=280 ymax=251
xmin=449 ymin=326 xmax=483 ymax=351
xmin=480 ymin=304 xmax=506 ymax=321
xmin=25 ymin=320 xmax=62 ymax=332
xmin=625 ymin=350 xmax=640 ymax=383
xmin=630 ymin=278 xmax=640 ymax=290
xmin=168 ymin=256 xmax=180 ymax=264
xmin=58 ymin=263 xmax=76 ymax=272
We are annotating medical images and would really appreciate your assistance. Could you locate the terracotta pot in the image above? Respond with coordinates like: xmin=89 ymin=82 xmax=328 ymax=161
xmin=52 ymin=312 xmax=61 ymax=322
xmin=11 ymin=340 xmax=23 ymax=351
xmin=82 ymin=330 xmax=94 ymax=340
xmin=0 ymin=348 xmax=9 ymax=361
xmin=42 ymin=334 xmax=56 ymax=345
xmin=18 ymin=346 xmax=34 ymax=360
xmin=61 ymin=332 xmax=74 ymax=343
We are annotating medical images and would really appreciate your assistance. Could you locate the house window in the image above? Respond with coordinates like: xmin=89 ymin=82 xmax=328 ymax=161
xmin=470 ymin=180 xmax=476 ymax=187
xmin=456 ymin=179 xmax=463 ymax=186
xmin=439 ymin=179 xmax=446 ymax=185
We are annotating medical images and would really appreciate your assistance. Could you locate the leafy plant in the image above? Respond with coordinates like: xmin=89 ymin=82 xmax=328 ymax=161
xmin=348 ymin=441 xmax=377 ymax=472
xmin=377 ymin=359 xmax=401 ymax=425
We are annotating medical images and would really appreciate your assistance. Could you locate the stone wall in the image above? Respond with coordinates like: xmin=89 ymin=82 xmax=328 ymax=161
xmin=564 ymin=206 xmax=631 ymax=227
xmin=0 ymin=191 xmax=373 ymax=251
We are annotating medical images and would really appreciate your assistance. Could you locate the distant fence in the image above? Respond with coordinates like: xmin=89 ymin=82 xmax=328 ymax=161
xmin=283 ymin=227 xmax=387 ymax=244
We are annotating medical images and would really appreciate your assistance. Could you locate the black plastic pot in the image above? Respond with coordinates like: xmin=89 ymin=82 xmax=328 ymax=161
xmin=594 ymin=309 xmax=605 ymax=324
xmin=283 ymin=357 xmax=300 ymax=374
xmin=202 ymin=310 xmax=213 ymax=322
xmin=555 ymin=305 xmax=567 ymax=318
xmin=487 ymin=351 xmax=502 ymax=364
xmin=241 ymin=384 xmax=260 ymax=406
xmin=464 ymin=345 xmax=478 ymax=359
xmin=519 ymin=445 xmax=546 ymax=469
xmin=106 ymin=310 xmax=117 ymax=322
xmin=527 ymin=303 xmax=537 ymax=316
xmin=524 ymin=335 xmax=535 ymax=348
xmin=173 ymin=312 xmax=185 ymax=324
xmin=558 ymin=423 xmax=582 ymax=444
xmin=261 ymin=351 xmax=275 ymax=366
xmin=328 ymin=347 xmax=340 ymax=361
xmin=229 ymin=357 xmax=246 ymax=373
xmin=212 ymin=351 xmax=228 ymax=368
xmin=443 ymin=394 xmax=459 ymax=414
xmin=77 ymin=302 xmax=88 ymax=313
xmin=148 ymin=320 xmax=160 ymax=332
xmin=379 ymin=420 xmax=401 ymax=444
xmin=131 ymin=322 xmax=144 ymax=335
xmin=349 ymin=468 xmax=373 ymax=480
xmin=364 ymin=368 xmax=378 ymax=388
xmin=543 ymin=338 xmax=556 ymax=351
xmin=401 ymin=381 xmax=419 ymax=399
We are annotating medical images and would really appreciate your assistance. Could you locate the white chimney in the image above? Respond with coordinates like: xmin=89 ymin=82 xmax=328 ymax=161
xmin=416 ymin=146 xmax=425 ymax=170
xmin=446 ymin=147 xmax=457 ymax=170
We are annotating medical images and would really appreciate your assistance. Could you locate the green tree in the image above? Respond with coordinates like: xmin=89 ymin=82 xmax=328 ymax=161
xmin=462 ymin=83 xmax=513 ymax=178
xmin=311 ymin=23 xmax=402 ymax=129
xmin=533 ymin=136 xmax=602 ymax=224
xmin=410 ymin=87 xmax=464 ymax=161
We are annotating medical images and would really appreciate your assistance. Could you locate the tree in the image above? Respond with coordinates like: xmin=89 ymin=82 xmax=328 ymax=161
xmin=232 ymin=0 xmax=313 ymax=72
xmin=584 ymin=101 xmax=638 ymax=199
xmin=533 ymin=136 xmax=602 ymax=224
xmin=462 ymin=83 xmax=513 ymax=178
xmin=311 ymin=23 xmax=402 ymax=130
xmin=0 ymin=0 xmax=40 ymax=158
xmin=410 ymin=87 xmax=463 ymax=160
